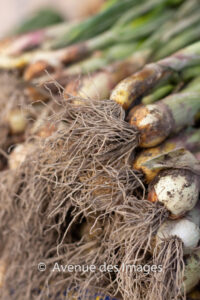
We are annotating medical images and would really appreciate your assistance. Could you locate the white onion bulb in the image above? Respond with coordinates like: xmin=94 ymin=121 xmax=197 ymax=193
xmin=9 ymin=143 xmax=33 ymax=170
xmin=156 ymin=218 xmax=200 ymax=254
xmin=8 ymin=109 xmax=27 ymax=134
xmin=151 ymin=170 xmax=199 ymax=217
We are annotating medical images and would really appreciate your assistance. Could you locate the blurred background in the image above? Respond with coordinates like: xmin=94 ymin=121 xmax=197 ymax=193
xmin=0 ymin=0 xmax=105 ymax=38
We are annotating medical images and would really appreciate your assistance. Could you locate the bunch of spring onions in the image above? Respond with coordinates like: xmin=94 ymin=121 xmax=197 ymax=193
xmin=109 ymin=63 xmax=200 ymax=299
xmin=3 ymin=50 xmax=200 ymax=300
xmin=1 ymin=1 xmax=200 ymax=299
xmin=63 ymin=0 xmax=200 ymax=100
xmin=0 ymin=0 xmax=141 ymax=58
xmin=29 ymin=0 xmax=200 ymax=101
xmin=0 ymin=0 xmax=200 ymax=105
xmin=0 ymin=0 xmax=187 ymax=72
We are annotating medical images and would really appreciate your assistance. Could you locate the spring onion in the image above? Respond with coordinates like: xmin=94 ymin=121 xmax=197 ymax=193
xmin=133 ymin=128 xmax=200 ymax=182
xmin=110 ymin=41 xmax=200 ymax=109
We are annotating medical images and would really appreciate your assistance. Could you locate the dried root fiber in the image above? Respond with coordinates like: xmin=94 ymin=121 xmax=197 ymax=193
xmin=149 ymin=238 xmax=185 ymax=300
xmin=0 ymin=95 xmax=191 ymax=300
xmin=0 ymin=96 xmax=144 ymax=299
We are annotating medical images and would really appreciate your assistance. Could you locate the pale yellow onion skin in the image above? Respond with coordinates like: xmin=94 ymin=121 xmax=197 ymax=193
xmin=8 ymin=109 xmax=27 ymax=134
xmin=109 ymin=51 xmax=150 ymax=109
xmin=79 ymin=73 xmax=113 ymax=99
xmin=0 ymin=53 xmax=31 ymax=69
xmin=133 ymin=141 xmax=176 ymax=182
xmin=128 ymin=104 xmax=172 ymax=148
xmin=110 ymin=79 xmax=131 ymax=109
xmin=156 ymin=218 xmax=200 ymax=255
xmin=9 ymin=143 xmax=33 ymax=170
xmin=149 ymin=170 xmax=199 ymax=218
xmin=64 ymin=69 xmax=118 ymax=106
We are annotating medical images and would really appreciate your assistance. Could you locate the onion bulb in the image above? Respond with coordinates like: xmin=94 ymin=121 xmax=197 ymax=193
xmin=133 ymin=129 xmax=200 ymax=183
xmin=153 ymin=207 xmax=200 ymax=297
xmin=156 ymin=218 xmax=200 ymax=255
xmin=8 ymin=143 xmax=33 ymax=170
xmin=7 ymin=109 xmax=27 ymax=134
xmin=148 ymin=169 xmax=199 ymax=218
xmin=128 ymin=91 xmax=200 ymax=148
